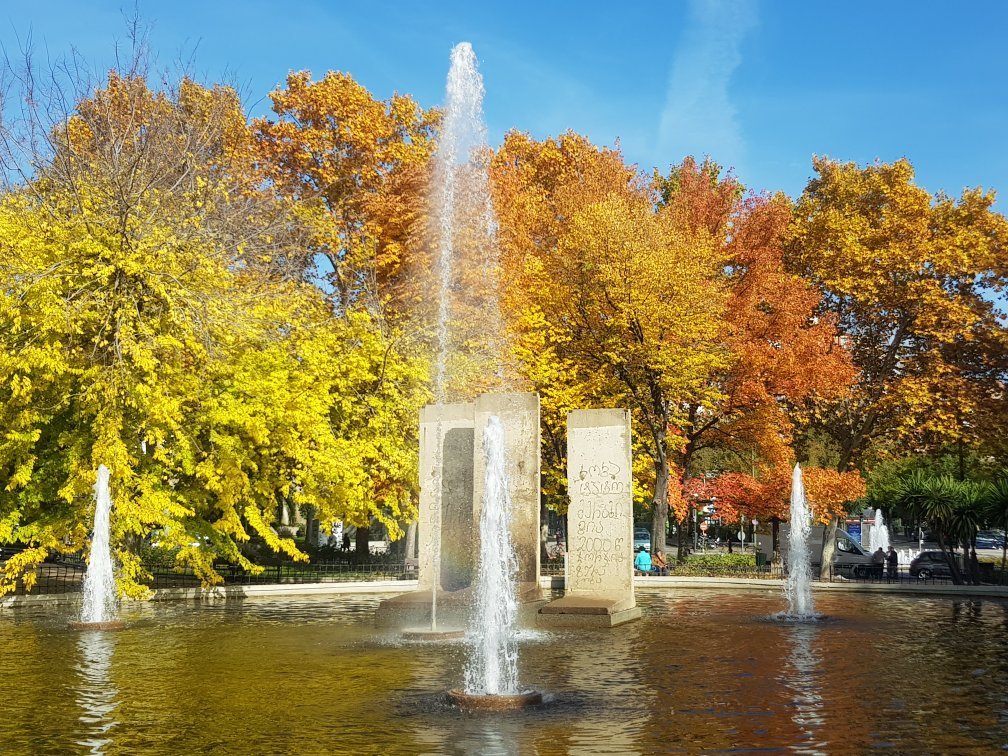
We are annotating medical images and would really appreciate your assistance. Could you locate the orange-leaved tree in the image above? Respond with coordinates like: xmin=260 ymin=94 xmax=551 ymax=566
xmin=253 ymin=70 xmax=438 ymax=314
xmin=655 ymin=159 xmax=855 ymax=558
xmin=493 ymin=133 xmax=728 ymax=549
xmin=786 ymin=157 xmax=1008 ymax=575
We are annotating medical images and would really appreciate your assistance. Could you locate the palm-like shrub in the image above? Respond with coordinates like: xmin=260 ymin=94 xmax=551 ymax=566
xmin=983 ymin=477 xmax=1008 ymax=583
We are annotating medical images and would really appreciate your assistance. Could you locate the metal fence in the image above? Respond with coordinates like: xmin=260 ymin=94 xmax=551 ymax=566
xmin=4 ymin=550 xmax=1003 ymax=596
xmin=4 ymin=556 xmax=416 ymax=596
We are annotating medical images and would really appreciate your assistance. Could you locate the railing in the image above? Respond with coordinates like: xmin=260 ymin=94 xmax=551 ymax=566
xmin=825 ymin=564 xmax=990 ymax=585
xmin=4 ymin=557 xmax=416 ymax=596
xmin=5 ymin=551 xmax=1004 ymax=596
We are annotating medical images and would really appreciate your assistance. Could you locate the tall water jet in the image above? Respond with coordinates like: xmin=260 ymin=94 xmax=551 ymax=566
xmin=782 ymin=463 xmax=817 ymax=621
xmin=424 ymin=41 xmax=501 ymax=638
xmin=73 ymin=465 xmax=125 ymax=630
xmin=450 ymin=416 xmax=540 ymax=709
xmin=431 ymin=41 xmax=503 ymax=398
xmin=869 ymin=508 xmax=890 ymax=554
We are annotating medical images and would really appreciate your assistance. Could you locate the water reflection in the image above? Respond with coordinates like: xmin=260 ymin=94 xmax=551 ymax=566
xmin=74 ymin=631 xmax=120 ymax=754
xmin=780 ymin=624 xmax=826 ymax=755
xmin=4 ymin=593 xmax=1008 ymax=753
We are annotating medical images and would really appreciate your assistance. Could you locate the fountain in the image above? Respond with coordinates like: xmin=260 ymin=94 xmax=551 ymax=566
xmin=401 ymin=42 xmax=498 ymax=642
xmin=449 ymin=416 xmax=541 ymax=709
xmin=780 ymin=463 xmax=818 ymax=621
xmin=868 ymin=507 xmax=890 ymax=553
xmin=70 ymin=465 xmax=126 ymax=630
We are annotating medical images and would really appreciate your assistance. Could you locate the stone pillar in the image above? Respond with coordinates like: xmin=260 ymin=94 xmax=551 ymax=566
xmin=539 ymin=408 xmax=640 ymax=627
xmin=417 ymin=402 xmax=475 ymax=592
xmin=473 ymin=392 xmax=542 ymax=601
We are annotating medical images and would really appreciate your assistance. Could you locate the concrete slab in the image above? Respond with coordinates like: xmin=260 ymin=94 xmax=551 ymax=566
xmin=540 ymin=408 xmax=638 ymax=624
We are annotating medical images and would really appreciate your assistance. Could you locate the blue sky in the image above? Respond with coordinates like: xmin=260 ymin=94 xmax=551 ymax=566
xmin=3 ymin=0 xmax=1007 ymax=200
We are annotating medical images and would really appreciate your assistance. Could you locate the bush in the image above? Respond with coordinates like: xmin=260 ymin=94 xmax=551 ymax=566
xmin=684 ymin=553 xmax=755 ymax=570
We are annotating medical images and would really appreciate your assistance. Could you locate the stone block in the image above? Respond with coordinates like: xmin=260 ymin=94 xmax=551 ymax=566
xmin=473 ymin=392 xmax=542 ymax=600
xmin=539 ymin=408 xmax=638 ymax=624
xmin=417 ymin=403 xmax=475 ymax=592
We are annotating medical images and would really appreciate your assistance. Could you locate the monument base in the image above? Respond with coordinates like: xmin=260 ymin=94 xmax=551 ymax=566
xmin=376 ymin=586 xmax=545 ymax=628
xmin=401 ymin=627 xmax=465 ymax=640
xmin=68 ymin=619 xmax=128 ymax=631
xmin=447 ymin=689 xmax=543 ymax=711
xmin=537 ymin=595 xmax=642 ymax=628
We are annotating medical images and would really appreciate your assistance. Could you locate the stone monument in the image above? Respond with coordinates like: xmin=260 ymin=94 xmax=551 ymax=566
xmin=375 ymin=391 xmax=542 ymax=627
xmin=538 ymin=408 xmax=641 ymax=627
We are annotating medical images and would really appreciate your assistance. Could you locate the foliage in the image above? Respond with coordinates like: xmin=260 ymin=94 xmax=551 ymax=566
xmin=663 ymin=162 xmax=855 ymax=489
xmin=689 ymin=466 xmax=864 ymax=526
xmin=0 ymin=71 xmax=427 ymax=596
xmin=684 ymin=552 xmax=758 ymax=570
xmin=493 ymin=135 xmax=728 ymax=551
xmin=891 ymin=470 xmax=995 ymax=583
xmin=253 ymin=70 xmax=438 ymax=314
xmin=786 ymin=157 xmax=1008 ymax=471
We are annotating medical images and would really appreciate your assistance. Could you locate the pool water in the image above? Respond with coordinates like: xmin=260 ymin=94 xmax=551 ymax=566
xmin=2 ymin=589 xmax=1006 ymax=754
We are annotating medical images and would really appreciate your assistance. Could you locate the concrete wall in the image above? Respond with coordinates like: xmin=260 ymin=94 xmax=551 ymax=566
xmin=566 ymin=409 xmax=634 ymax=608
xmin=473 ymin=392 xmax=542 ymax=597
xmin=417 ymin=403 xmax=475 ymax=591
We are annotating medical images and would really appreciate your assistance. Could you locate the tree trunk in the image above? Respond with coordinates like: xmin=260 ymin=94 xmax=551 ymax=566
xmin=651 ymin=455 xmax=670 ymax=558
xmin=676 ymin=516 xmax=687 ymax=564
xmin=1001 ymin=513 xmax=1007 ymax=585
xmin=936 ymin=532 xmax=963 ymax=584
xmin=404 ymin=519 xmax=417 ymax=561
xmin=819 ymin=517 xmax=841 ymax=580
xmin=355 ymin=523 xmax=371 ymax=565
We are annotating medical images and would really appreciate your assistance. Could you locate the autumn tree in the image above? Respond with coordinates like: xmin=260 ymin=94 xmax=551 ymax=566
xmin=253 ymin=70 xmax=438 ymax=315
xmin=786 ymin=157 xmax=1008 ymax=575
xmin=654 ymin=159 xmax=855 ymax=558
xmin=493 ymin=133 xmax=728 ymax=552
xmin=787 ymin=157 xmax=1008 ymax=471
xmin=0 ymin=61 xmax=428 ymax=595
xmin=692 ymin=466 xmax=864 ymax=539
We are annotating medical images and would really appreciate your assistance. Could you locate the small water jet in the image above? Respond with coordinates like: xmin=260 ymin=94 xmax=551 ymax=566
xmin=70 ymin=465 xmax=125 ymax=631
xmin=868 ymin=508 xmax=890 ymax=554
xmin=448 ymin=416 xmax=541 ymax=710
xmin=778 ymin=464 xmax=819 ymax=622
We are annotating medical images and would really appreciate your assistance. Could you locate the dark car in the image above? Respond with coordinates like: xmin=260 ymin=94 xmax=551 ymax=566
xmin=976 ymin=531 xmax=1006 ymax=550
xmin=909 ymin=550 xmax=959 ymax=580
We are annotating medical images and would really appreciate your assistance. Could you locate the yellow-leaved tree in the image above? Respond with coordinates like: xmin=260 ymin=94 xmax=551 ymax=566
xmin=0 ymin=66 xmax=428 ymax=595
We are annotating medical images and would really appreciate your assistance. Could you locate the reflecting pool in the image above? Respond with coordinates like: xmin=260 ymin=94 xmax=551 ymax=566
xmin=2 ymin=589 xmax=1007 ymax=754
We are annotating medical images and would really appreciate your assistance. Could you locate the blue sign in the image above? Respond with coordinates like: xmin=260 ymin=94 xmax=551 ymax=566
xmin=846 ymin=521 xmax=862 ymax=543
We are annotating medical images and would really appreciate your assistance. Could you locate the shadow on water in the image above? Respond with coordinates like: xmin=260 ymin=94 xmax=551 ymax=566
xmin=73 ymin=630 xmax=120 ymax=754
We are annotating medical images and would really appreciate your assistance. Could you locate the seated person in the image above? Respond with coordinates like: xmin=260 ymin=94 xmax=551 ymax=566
xmin=651 ymin=549 xmax=668 ymax=576
xmin=634 ymin=547 xmax=652 ymax=575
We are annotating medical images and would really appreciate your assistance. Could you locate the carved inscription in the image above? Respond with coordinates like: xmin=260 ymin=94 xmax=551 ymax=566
xmin=568 ymin=443 xmax=631 ymax=590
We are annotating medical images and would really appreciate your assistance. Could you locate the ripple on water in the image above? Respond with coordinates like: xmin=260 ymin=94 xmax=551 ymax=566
xmin=2 ymin=590 xmax=1008 ymax=753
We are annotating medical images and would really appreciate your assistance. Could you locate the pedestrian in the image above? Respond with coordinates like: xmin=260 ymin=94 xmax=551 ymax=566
xmin=872 ymin=547 xmax=885 ymax=579
xmin=541 ymin=522 xmax=550 ymax=561
xmin=634 ymin=547 xmax=652 ymax=576
xmin=652 ymin=549 xmax=668 ymax=576
xmin=886 ymin=545 xmax=898 ymax=580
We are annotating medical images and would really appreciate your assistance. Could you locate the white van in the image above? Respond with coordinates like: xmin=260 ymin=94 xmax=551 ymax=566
xmin=780 ymin=524 xmax=878 ymax=577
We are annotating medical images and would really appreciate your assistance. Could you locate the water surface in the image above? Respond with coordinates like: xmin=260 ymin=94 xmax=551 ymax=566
xmin=2 ymin=589 xmax=1006 ymax=754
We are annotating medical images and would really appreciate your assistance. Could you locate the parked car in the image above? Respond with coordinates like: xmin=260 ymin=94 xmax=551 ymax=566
xmin=909 ymin=550 xmax=960 ymax=580
xmin=976 ymin=531 xmax=1006 ymax=550
xmin=634 ymin=527 xmax=651 ymax=552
